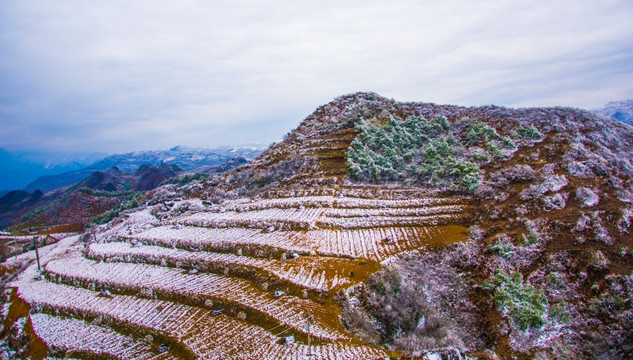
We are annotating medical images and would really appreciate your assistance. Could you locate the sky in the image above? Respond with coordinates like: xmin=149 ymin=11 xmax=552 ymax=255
xmin=1 ymin=0 xmax=632 ymax=156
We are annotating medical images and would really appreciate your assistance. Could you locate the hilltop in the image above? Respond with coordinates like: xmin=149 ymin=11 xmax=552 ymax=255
xmin=1 ymin=92 xmax=632 ymax=359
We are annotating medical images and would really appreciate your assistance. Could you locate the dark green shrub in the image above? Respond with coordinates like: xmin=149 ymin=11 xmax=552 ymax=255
xmin=490 ymin=270 xmax=548 ymax=330
xmin=550 ymin=300 xmax=570 ymax=323
xmin=517 ymin=233 xmax=539 ymax=246
xmin=488 ymin=239 xmax=514 ymax=257
xmin=464 ymin=121 xmax=503 ymax=146
xmin=514 ymin=125 xmax=543 ymax=141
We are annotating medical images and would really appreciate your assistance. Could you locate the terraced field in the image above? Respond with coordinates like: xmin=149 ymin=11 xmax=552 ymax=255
xmin=6 ymin=189 xmax=470 ymax=359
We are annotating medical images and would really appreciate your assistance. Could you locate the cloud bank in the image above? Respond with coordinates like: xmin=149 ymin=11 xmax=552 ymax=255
xmin=1 ymin=0 xmax=632 ymax=153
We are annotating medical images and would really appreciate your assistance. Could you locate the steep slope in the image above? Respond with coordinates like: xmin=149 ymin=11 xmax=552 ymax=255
xmin=3 ymin=92 xmax=633 ymax=359
xmin=134 ymin=164 xmax=181 ymax=191
xmin=0 ymin=190 xmax=43 ymax=227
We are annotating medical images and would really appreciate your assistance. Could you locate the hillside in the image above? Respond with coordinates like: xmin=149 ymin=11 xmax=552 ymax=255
xmin=1 ymin=156 xmax=252 ymax=236
xmin=0 ymin=190 xmax=45 ymax=229
xmin=1 ymin=92 xmax=633 ymax=359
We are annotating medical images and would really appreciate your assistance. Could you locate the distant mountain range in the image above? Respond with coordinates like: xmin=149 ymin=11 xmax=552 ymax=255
xmin=591 ymin=99 xmax=633 ymax=125
xmin=84 ymin=145 xmax=266 ymax=174
xmin=0 ymin=149 xmax=107 ymax=192
xmin=0 ymin=143 xmax=266 ymax=231
xmin=2 ymin=145 xmax=266 ymax=193
xmin=0 ymin=154 xmax=255 ymax=231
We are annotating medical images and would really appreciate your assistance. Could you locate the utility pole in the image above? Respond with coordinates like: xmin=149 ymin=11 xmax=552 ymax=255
xmin=90 ymin=226 xmax=97 ymax=243
xmin=303 ymin=312 xmax=314 ymax=356
xmin=33 ymin=237 xmax=41 ymax=272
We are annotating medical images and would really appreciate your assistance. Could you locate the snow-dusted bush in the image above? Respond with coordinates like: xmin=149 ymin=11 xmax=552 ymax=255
xmin=346 ymin=116 xmax=483 ymax=191
xmin=517 ymin=233 xmax=539 ymax=246
xmin=487 ymin=233 xmax=540 ymax=273
xmin=589 ymin=250 xmax=609 ymax=270
xmin=617 ymin=207 xmax=633 ymax=233
xmin=488 ymin=234 xmax=515 ymax=258
xmin=485 ymin=270 xmax=548 ymax=331
xmin=468 ymin=225 xmax=485 ymax=241
xmin=491 ymin=165 xmax=537 ymax=187
xmin=595 ymin=231 xmax=613 ymax=247
xmin=592 ymin=213 xmax=613 ymax=245
xmin=511 ymin=125 xmax=543 ymax=141
xmin=574 ymin=212 xmax=591 ymax=233
xmin=576 ymin=187 xmax=599 ymax=207
xmin=541 ymin=163 xmax=558 ymax=176
xmin=520 ymin=175 xmax=568 ymax=200
xmin=574 ymin=211 xmax=613 ymax=245
xmin=566 ymin=161 xmax=594 ymax=178
xmin=514 ymin=204 xmax=529 ymax=216
xmin=542 ymin=192 xmax=568 ymax=211
xmin=586 ymin=156 xmax=609 ymax=177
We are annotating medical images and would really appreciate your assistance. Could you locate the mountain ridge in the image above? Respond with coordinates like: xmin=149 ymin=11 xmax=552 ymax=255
xmin=0 ymin=149 xmax=107 ymax=192
xmin=2 ymin=92 xmax=633 ymax=359
xmin=24 ymin=145 xmax=266 ymax=193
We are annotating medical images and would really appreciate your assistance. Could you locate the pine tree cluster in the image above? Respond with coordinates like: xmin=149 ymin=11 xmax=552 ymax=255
xmin=346 ymin=115 xmax=518 ymax=192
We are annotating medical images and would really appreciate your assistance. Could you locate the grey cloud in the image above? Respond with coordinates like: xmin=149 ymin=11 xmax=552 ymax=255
xmin=0 ymin=0 xmax=632 ymax=154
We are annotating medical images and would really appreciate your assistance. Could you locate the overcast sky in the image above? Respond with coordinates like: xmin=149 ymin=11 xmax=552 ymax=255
xmin=1 ymin=0 xmax=632 ymax=155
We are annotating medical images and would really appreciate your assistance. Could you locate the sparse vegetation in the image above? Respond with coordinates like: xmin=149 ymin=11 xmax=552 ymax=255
xmin=586 ymin=272 xmax=633 ymax=357
xmin=340 ymin=242 xmax=481 ymax=354
xmin=77 ymin=187 xmax=136 ymax=197
xmin=19 ymin=184 xmax=80 ymax=223
xmin=160 ymin=173 xmax=210 ymax=187
xmin=92 ymin=193 xmax=144 ymax=224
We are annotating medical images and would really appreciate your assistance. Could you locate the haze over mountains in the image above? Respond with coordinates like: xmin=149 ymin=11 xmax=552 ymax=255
xmin=0 ymin=145 xmax=266 ymax=194
xmin=0 ymin=150 xmax=106 ymax=193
